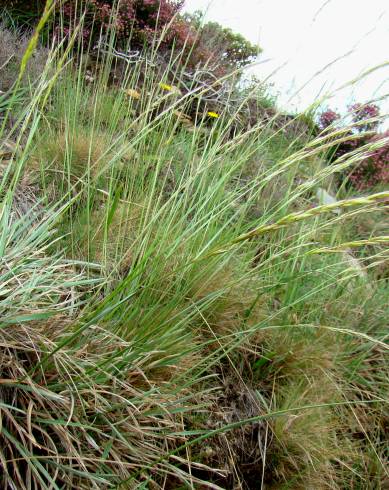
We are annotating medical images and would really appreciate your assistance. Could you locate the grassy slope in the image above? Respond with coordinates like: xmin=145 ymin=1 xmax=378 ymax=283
xmin=0 ymin=23 xmax=388 ymax=489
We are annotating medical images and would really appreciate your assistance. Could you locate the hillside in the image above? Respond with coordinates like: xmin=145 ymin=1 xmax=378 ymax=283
xmin=0 ymin=3 xmax=388 ymax=489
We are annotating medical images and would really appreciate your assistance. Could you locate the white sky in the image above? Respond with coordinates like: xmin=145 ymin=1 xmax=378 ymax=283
xmin=184 ymin=0 xmax=389 ymax=119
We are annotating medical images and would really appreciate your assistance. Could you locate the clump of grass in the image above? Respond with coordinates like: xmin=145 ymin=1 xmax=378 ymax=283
xmin=0 ymin=320 xmax=204 ymax=489
xmin=0 ymin=202 xmax=203 ymax=489
xmin=34 ymin=127 xmax=115 ymax=196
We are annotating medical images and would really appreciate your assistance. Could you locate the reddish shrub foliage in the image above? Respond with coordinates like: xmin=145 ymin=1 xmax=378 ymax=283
xmin=349 ymin=131 xmax=389 ymax=190
xmin=318 ymin=109 xmax=340 ymax=130
xmin=349 ymin=102 xmax=380 ymax=132
xmin=5 ymin=1 xmax=193 ymax=49
xmin=5 ymin=1 xmax=259 ymax=76
xmin=59 ymin=0 xmax=190 ymax=46
xmin=318 ymin=104 xmax=388 ymax=190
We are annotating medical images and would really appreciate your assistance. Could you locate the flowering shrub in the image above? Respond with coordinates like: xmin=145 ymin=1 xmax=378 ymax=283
xmin=349 ymin=131 xmax=389 ymax=190
xmin=318 ymin=109 xmax=340 ymax=130
xmin=57 ymin=0 xmax=191 ymax=47
xmin=5 ymin=1 xmax=260 ymax=81
xmin=8 ymin=1 xmax=259 ymax=74
xmin=349 ymin=103 xmax=380 ymax=132
xmin=318 ymin=108 xmax=362 ymax=165
xmin=5 ymin=1 xmax=194 ymax=49
xmin=318 ymin=104 xmax=388 ymax=190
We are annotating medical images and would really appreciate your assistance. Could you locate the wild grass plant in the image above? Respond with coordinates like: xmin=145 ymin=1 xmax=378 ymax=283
xmin=0 ymin=9 xmax=388 ymax=489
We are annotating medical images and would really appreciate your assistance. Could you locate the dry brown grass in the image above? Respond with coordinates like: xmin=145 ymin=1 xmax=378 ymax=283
xmin=0 ymin=320 xmax=204 ymax=489
xmin=0 ymin=24 xmax=48 ymax=92
xmin=34 ymin=128 xmax=114 ymax=190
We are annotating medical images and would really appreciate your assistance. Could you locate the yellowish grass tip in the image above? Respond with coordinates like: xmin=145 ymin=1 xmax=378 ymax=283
xmin=125 ymin=89 xmax=141 ymax=100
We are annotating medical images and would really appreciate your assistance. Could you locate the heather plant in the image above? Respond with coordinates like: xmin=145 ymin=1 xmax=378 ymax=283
xmin=349 ymin=130 xmax=389 ymax=189
xmin=349 ymin=101 xmax=380 ymax=132
xmin=318 ymin=103 xmax=388 ymax=190
xmin=58 ymin=0 xmax=191 ymax=47
xmin=318 ymin=108 xmax=341 ymax=130
xmin=4 ymin=0 xmax=260 ymax=81
xmin=3 ymin=0 xmax=197 ymax=61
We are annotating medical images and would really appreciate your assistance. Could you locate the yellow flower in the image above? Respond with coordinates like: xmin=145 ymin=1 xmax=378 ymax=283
xmin=159 ymin=83 xmax=182 ymax=96
xmin=125 ymin=88 xmax=141 ymax=100
xmin=159 ymin=83 xmax=173 ymax=91
xmin=207 ymin=111 xmax=219 ymax=118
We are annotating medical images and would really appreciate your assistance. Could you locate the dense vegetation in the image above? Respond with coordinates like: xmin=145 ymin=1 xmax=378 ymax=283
xmin=319 ymin=104 xmax=389 ymax=190
xmin=0 ymin=2 xmax=388 ymax=489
